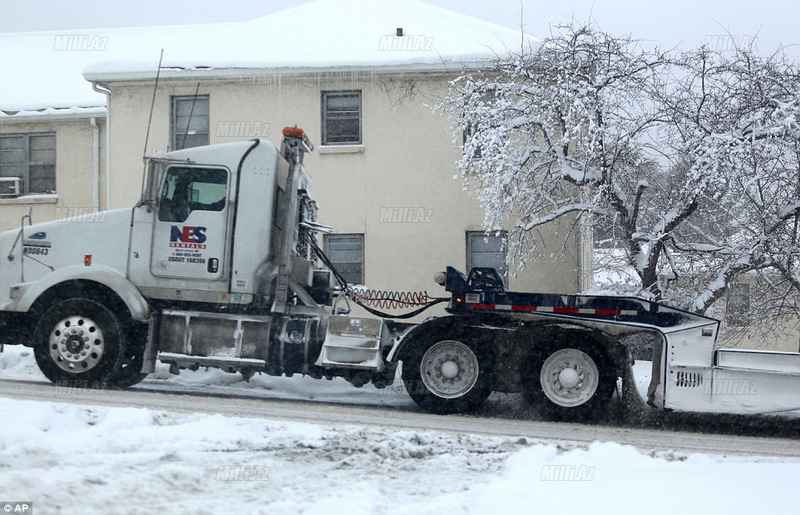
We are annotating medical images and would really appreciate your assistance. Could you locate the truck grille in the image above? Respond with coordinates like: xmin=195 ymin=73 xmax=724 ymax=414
xmin=675 ymin=371 xmax=704 ymax=388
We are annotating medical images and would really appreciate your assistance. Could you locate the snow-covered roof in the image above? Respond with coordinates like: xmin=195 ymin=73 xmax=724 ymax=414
xmin=0 ymin=0 xmax=536 ymax=115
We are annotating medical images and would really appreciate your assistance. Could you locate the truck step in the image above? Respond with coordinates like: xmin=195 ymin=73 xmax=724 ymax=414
xmin=157 ymin=352 xmax=267 ymax=373
xmin=317 ymin=337 xmax=382 ymax=370
xmin=316 ymin=315 xmax=385 ymax=371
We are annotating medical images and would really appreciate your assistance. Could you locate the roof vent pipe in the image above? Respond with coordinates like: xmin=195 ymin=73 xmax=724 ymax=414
xmin=396 ymin=28 xmax=403 ymax=37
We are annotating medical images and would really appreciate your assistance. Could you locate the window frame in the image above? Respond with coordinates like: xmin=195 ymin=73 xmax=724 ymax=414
xmin=725 ymin=283 xmax=751 ymax=327
xmin=157 ymin=165 xmax=229 ymax=223
xmin=321 ymin=90 xmax=362 ymax=146
xmin=0 ymin=132 xmax=57 ymax=196
xmin=466 ymin=230 xmax=508 ymax=282
xmin=462 ymin=121 xmax=483 ymax=159
xmin=324 ymin=233 xmax=365 ymax=285
xmin=171 ymin=94 xmax=210 ymax=151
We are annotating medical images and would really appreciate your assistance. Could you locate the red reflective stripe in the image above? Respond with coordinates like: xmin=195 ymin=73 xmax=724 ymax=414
xmin=511 ymin=305 xmax=538 ymax=312
xmin=594 ymin=308 xmax=622 ymax=316
xmin=469 ymin=303 xmax=496 ymax=310
xmin=552 ymin=307 xmax=580 ymax=314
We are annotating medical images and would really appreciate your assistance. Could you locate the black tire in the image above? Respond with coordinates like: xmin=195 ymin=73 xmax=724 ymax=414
xmin=522 ymin=337 xmax=616 ymax=421
xmin=401 ymin=330 xmax=494 ymax=415
xmin=106 ymin=343 xmax=148 ymax=388
xmin=33 ymin=298 xmax=127 ymax=386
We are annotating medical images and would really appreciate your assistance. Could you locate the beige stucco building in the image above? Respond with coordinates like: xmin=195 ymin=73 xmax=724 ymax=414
xmin=0 ymin=0 xmax=583 ymax=323
xmin=0 ymin=111 xmax=107 ymax=231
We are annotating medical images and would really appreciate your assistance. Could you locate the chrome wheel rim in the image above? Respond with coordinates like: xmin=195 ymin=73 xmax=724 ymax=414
xmin=48 ymin=315 xmax=105 ymax=373
xmin=540 ymin=348 xmax=599 ymax=407
xmin=420 ymin=340 xmax=480 ymax=399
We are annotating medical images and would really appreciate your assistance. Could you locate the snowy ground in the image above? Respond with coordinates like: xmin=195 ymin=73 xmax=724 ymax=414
xmin=1 ymin=345 xmax=798 ymax=514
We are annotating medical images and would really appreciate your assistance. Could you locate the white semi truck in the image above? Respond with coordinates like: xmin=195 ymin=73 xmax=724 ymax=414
xmin=1 ymin=127 xmax=800 ymax=419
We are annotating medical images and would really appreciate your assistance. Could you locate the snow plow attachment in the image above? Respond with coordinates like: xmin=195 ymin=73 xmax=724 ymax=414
xmin=444 ymin=267 xmax=800 ymax=415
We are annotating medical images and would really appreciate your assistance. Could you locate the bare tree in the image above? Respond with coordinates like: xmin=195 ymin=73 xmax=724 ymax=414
xmin=440 ymin=24 xmax=800 ymax=322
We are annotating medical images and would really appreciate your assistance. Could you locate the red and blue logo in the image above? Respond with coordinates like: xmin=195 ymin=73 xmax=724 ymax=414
xmin=170 ymin=226 xmax=207 ymax=248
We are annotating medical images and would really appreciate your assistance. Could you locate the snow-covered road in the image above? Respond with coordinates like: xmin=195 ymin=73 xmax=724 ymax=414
xmin=1 ymin=377 xmax=799 ymax=459
xmin=2 ymin=345 xmax=800 ymax=514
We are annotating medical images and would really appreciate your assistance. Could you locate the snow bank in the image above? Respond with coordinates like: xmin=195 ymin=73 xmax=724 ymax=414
xmin=0 ymin=394 xmax=797 ymax=514
xmin=2 ymin=345 xmax=799 ymax=513
xmin=462 ymin=441 xmax=799 ymax=515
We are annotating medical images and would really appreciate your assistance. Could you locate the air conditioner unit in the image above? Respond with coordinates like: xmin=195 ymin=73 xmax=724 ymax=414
xmin=0 ymin=177 xmax=21 ymax=198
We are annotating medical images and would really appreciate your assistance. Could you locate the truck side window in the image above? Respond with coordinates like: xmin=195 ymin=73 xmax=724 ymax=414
xmin=158 ymin=167 xmax=228 ymax=222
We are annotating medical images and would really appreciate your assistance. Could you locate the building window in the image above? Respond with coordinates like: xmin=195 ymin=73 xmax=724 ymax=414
xmin=0 ymin=133 xmax=56 ymax=196
xmin=171 ymin=95 xmax=210 ymax=150
xmin=466 ymin=231 xmax=507 ymax=281
xmin=462 ymin=121 xmax=482 ymax=159
xmin=726 ymin=283 xmax=750 ymax=326
xmin=325 ymin=233 xmax=364 ymax=285
xmin=322 ymin=91 xmax=361 ymax=145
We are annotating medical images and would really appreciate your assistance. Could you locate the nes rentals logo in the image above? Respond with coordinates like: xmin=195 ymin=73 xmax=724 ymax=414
xmin=170 ymin=226 xmax=207 ymax=249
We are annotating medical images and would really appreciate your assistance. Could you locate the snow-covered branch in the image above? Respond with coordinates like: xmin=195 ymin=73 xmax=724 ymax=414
xmin=439 ymin=23 xmax=800 ymax=319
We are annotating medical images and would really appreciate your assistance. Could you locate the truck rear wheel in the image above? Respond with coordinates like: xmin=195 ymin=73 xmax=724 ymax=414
xmin=33 ymin=298 xmax=126 ymax=386
xmin=401 ymin=334 xmax=493 ymax=414
xmin=522 ymin=339 xmax=615 ymax=421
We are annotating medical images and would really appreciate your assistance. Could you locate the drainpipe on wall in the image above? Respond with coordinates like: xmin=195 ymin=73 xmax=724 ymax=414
xmin=89 ymin=117 xmax=99 ymax=211
xmin=91 ymin=81 xmax=112 ymax=209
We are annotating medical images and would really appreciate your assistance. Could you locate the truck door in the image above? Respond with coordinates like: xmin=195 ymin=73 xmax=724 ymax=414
xmin=150 ymin=165 xmax=230 ymax=281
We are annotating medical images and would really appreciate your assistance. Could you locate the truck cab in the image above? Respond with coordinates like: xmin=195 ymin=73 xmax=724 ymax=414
xmin=0 ymin=128 xmax=393 ymax=390
xmin=128 ymin=138 xmax=313 ymax=307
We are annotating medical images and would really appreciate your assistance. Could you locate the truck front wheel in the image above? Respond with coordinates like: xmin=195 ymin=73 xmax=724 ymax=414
xmin=33 ymin=298 xmax=126 ymax=386
xmin=401 ymin=335 xmax=493 ymax=414
xmin=522 ymin=341 xmax=615 ymax=421
xmin=106 ymin=344 xmax=148 ymax=388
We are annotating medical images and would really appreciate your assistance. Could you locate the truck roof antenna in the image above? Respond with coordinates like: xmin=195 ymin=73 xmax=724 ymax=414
xmin=140 ymin=49 xmax=164 ymax=201
xmin=142 ymin=49 xmax=164 ymax=160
